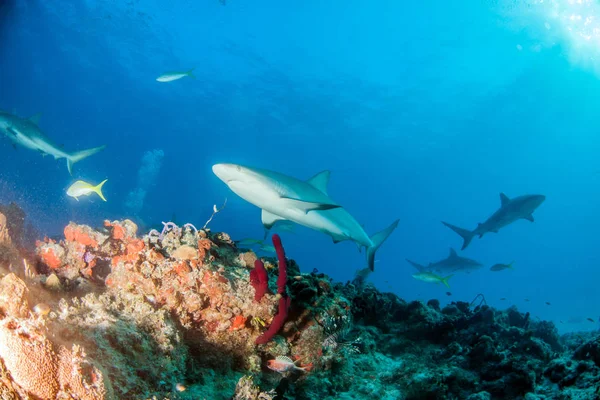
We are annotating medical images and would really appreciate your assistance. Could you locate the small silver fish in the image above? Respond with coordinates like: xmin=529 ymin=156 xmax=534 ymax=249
xmin=156 ymin=68 xmax=195 ymax=82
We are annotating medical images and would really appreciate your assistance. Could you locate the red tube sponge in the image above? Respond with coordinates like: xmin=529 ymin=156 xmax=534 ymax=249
xmin=272 ymin=234 xmax=287 ymax=295
xmin=250 ymin=259 xmax=269 ymax=302
xmin=255 ymin=296 xmax=291 ymax=344
xmin=254 ymin=234 xmax=291 ymax=344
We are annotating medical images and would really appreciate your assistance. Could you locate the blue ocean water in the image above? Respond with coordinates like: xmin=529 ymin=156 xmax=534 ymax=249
xmin=1 ymin=0 xmax=599 ymax=334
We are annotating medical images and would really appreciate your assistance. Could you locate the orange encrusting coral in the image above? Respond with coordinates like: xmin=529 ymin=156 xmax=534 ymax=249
xmin=111 ymin=239 xmax=145 ymax=266
xmin=197 ymin=238 xmax=213 ymax=260
xmin=230 ymin=315 xmax=247 ymax=331
xmin=64 ymin=225 xmax=98 ymax=248
xmin=111 ymin=224 xmax=126 ymax=240
xmin=40 ymin=247 xmax=62 ymax=270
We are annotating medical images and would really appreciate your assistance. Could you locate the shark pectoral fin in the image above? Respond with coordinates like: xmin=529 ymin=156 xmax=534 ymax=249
xmin=280 ymin=197 xmax=340 ymax=213
xmin=28 ymin=113 xmax=42 ymax=125
xmin=330 ymin=233 xmax=347 ymax=244
xmin=11 ymin=143 xmax=17 ymax=150
xmin=261 ymin=210 xmax=286 ymax=230
xmin=306 ymin=170 xmax=331 ymax=195
xmin=524 ymin=214 xmax=534 ymax=222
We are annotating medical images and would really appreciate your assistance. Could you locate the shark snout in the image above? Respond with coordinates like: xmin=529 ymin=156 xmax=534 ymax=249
xmin=212 ymin=163 xmax=241 ymax=183
xmin=531 ymin=194 xmax=546 ymax=207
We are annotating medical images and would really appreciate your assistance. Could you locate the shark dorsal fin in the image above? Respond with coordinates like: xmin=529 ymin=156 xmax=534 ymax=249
xmin=306 ymin=170 xmax=330 ymax=195
xmin=500 ymin=193 xmax=510 ymax=206
xmin=449 ymin=248 xmax=458 ymax=258
xmin=28 ymin=113 xmax=42 ymax=125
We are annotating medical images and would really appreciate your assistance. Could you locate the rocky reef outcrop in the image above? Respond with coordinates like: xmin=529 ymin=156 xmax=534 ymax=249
xmin=0 ymin=206 xmax=599 ymax=399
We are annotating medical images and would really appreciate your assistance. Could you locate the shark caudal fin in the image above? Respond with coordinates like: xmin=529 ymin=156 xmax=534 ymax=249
xmin=93 ymin=179 xmax=108 ymax=202
xmin=66 ymin=145 xmax=106 ymax=175
xmin=442 ymin=221 xmax=475 ymax=250
xmin=366 ymin=219 xmax=399 ymax=271
xmin=441 ymin=275 xmax=453 ymax=289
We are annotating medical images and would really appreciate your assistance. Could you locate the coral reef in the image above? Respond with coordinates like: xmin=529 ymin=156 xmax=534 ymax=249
xmin=0 ymin=211 xmax=598 ymax=399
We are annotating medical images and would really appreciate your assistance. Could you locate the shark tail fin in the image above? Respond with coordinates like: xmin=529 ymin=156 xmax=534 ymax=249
xmin=442 ymin=221 xmax=474 ymax=250
xmin=93 ymin=179 xmax=108 ymax=202
xmin=366 ymin=219 xmax=399 ymax=271
xmin=508 ymin=261 xmax=515 ymax=269
xmin=187 ymin=68 xmax=196 ymax=79
xmin=406 ymin=259 xmax=426 ymax=272
xmin=67 ymin=145 xmax=106 ymax=175
xmin=441 ymin=275 xmax=453 ymax=289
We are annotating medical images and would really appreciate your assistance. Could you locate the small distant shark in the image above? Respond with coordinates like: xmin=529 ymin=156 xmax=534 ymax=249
xmin=212 ymin=163 xmax=399 ymax=271
xmin=442 ymin=192 xmax=546 ymax=250
xmin=406 ymin=248 xmax=483 ymax=275
xmin=0 ymin=111 xmax=106 ymax=174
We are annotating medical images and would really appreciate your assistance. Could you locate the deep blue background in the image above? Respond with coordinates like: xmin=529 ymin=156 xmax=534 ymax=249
xmin=1 ymin=0 xmax=599 ymax=332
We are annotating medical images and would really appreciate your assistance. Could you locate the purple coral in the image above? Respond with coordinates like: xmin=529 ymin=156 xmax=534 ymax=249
xmin=183 ymin=223 xmax=198 ymax=235
xmin=159 ymin=222 xmax=180 ymax=240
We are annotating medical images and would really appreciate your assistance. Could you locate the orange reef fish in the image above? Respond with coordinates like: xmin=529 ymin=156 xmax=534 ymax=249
xmin=267 ymin=356 xmax=307 ymax=374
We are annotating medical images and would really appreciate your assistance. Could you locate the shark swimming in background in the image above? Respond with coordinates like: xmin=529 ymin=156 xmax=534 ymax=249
xmin=406 ymin=248 xmax=483 ymax=275
xmin=442 ymin=192 xmax=546 ymax=250
xmin=0 ymin=111 xmax=106 ymax=175
xmin=212 ymin=163 xmax=399 ymax=271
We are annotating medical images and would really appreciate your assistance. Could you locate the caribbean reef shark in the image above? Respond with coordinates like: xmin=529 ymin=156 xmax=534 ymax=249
xmin=406 ymin=248 xmax=483 ymax=275
xmin=0 ymin=111 xmax=106 ymax=174
xmin=442 ymin=192 xmax=545 ymax=250
xmin=212 ymin=163 xmax=399 ymax=271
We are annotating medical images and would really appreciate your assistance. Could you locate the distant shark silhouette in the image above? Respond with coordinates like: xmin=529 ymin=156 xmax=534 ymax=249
xmin=212 ymin=163 xmax=399 ymax=270
xmin=442 ymin=193 xmax=546 ymax=250
xmin=0 ymin=110 xmax=105 ymax=175
xmin=406 ymin=248 xmax=483 ymax=275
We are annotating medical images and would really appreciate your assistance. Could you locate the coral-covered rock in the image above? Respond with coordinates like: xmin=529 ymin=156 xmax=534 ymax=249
xmin=0 ymin=213 xmax=11 ymax=246
xmin=0 ymin=318 xmax=59 ymax=399
xmin=0 ymin=273 xmax=29 ymax=318
xmin=2 ymin=215 xmax=599 ymax=399
xmin=58 ymin=344 xmax=111 ymax=400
